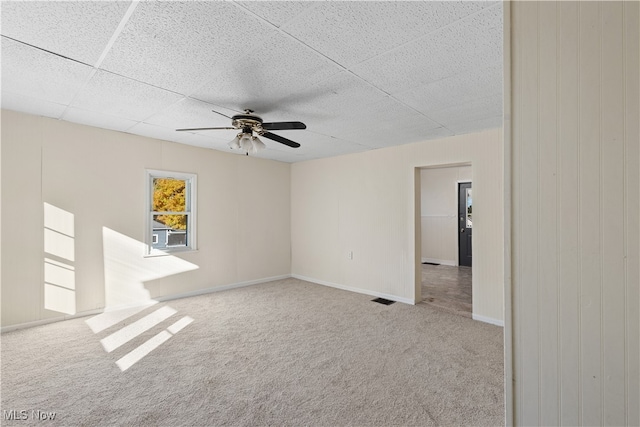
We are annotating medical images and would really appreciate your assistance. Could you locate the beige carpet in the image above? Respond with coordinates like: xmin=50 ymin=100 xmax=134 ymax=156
xmin=1 ymin=278 xmax=504 ymax=426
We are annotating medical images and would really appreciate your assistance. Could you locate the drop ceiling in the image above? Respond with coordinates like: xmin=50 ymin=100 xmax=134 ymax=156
xmin=1 ymin=1 xmax=503 ymax=163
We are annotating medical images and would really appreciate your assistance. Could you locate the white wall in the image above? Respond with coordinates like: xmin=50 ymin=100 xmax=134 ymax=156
xmin=511 ymin=2 xmax=639 ymax=425
xmin=1 ymin=110 xmax=292 ymax=327
xmin=291 ymin=129 xmax=504 ymax=323
xmin=420 ymin=165 xmax=471 ymax=265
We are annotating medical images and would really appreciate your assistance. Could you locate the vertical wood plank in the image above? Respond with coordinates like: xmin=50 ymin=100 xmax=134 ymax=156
xmin=513 ymin=2 xmax=540 ymax=425
xmin=558 ymin=2 xmax=581 ymax=425
xmin=599 ymin=3 xmax=627 ymax=424
xmin=578 ymin=3 xmax=603 ymax=424
xmin=623 ymin=2 xmax=640 ymax=425
xmin=537 ymin=2 xmax=560 ymax=424
xmin=512 ymin=1 xmax=639 ymax=423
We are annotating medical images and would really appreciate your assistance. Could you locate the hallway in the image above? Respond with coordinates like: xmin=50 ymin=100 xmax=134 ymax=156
xmin=421 ymin=264 xmax=472 ymax=318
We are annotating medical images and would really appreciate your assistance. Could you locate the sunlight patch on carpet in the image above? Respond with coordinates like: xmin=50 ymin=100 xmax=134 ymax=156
xmin=115 ymin=316 xmax=194 ymax=371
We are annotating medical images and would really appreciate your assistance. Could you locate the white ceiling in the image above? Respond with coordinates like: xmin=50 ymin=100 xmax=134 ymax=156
xmin=1 ymin=1 xmax=503 ymax=163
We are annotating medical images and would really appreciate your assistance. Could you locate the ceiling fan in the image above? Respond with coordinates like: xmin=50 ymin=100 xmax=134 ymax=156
xmin=176 ymin=109 xmax=306 ymax=155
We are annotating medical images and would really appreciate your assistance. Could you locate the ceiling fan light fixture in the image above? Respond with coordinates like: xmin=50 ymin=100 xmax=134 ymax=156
xmin=252 ymin=135 xmax=266 ymax=151
xmin=239 ymin=133 xmax=253 ymax=153
xmin=229 ymin=134 xmax=241 ymax=150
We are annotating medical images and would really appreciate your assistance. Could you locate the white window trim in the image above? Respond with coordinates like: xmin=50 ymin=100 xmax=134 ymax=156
xmin=145 ymin=169 xmax=197 ymax=256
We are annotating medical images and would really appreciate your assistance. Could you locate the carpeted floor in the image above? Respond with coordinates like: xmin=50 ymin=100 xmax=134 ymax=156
xmin=1 ymin=278 xmax=504 ymax=426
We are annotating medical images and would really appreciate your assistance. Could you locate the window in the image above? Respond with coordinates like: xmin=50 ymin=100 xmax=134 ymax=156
xmin=146 ymin=170 xmax=197 ymax=255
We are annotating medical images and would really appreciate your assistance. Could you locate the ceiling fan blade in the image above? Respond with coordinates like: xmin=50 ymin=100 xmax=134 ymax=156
xmin=261 ymin=131 xmax=301 ymax=148
xmin=211 ymin=109 xmax=232 ymax=119
xmin=176 ymin=127 xmax=236 ymax=131
xmin=262 ymin=121 xmax=306 ymax=131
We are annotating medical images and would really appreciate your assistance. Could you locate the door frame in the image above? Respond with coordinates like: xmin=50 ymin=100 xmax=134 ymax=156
xmin=456 ymin=180 xmax=472 ymax=267
xmin=414 ymin=163 xmax=472 ymax=304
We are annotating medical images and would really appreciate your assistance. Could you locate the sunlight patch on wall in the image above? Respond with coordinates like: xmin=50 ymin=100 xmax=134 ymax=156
xmin=85 ymin=227 xmax=199 ymax=372
xmin=101 ymin=227 xmax=198 ymax=309
xmin=43 ymin=203 xmax=76 ymax=314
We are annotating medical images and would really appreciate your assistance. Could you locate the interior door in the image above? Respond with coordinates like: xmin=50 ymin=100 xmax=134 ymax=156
xmin=458 ymin=182 xmax=472 ymax=267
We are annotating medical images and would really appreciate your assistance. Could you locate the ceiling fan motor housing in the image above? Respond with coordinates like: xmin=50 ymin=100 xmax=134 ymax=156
xmin=232 ymin=113 xmax=264 ymax=134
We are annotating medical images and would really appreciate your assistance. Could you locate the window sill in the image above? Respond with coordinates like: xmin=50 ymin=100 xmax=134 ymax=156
xmin=144 ymin=248 xmax=198 ymax=258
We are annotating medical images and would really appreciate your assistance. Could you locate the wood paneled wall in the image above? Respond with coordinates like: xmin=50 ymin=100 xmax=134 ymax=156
xmin=511 ymin=2 xmax=639 ymax=424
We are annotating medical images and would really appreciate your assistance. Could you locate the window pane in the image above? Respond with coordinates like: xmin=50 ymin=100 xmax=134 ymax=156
xmin=153 ymin=178 xmax=187 ymax=212
xmin=466 ymin=188 xmax=472 ymax=228
xmin=152 ymin=214 xmax=188 ymax=249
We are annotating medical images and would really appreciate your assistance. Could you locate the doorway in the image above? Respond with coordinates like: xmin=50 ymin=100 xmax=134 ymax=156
xmin=417 ymin=165 xmax=473 ymax=317
xmin=458 ymin=182 xmax=472 ymax=267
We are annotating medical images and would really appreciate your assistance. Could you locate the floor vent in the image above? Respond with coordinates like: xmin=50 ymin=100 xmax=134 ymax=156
xmin=372 ymin=298 xmax=395 ymax=305
xmin=422 ymin=262 xmax=440 ymax=265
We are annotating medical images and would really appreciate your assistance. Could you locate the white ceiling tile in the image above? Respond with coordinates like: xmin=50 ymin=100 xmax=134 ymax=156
xmin=446 ymin=116 xmax=503 ymax=135
xmin=282 ymin=1 xmax=494 ymax=68
xmin=272 ymin=71 xmax=389 ymax=129
xmin=2 ymin=1 xmax=505 ymax=163
xmin=395 ymin=61 xmax=503 ymax=115
xmin=270 ymin=131 xmax=368 ymax=160
xmin=327 ymin=97 xmax=443 ymax=146
xmin=1 ymin=1 xmax=131 ymax=65
xmin=1 ymin=91 xmax=67 ymax=119
xmin=63 ymin=107 xmax=139 ymax=133
xmin=428 ymin=94 xmax=503 ymax=129
xmin=192 ymin=32 xmax=343 ymax=115
xmin=144 ymin=97 xmax=235 ymax=129
xmin=69 ymin=70 xmax=184 ymax=122
xmin=351 ymin=3 xmax=503 ymax=95
xmin=100 ymin=1 xmax=281 ymax=95
xmin=129 ymin=122 xmax=233 ymax=149
xmin=1 ymin=38 xmax=93 ymax=106
xmin=235 ymin=1 xmax=318 ymax=28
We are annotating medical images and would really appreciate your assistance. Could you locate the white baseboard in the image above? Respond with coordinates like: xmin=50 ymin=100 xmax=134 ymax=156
xmin=0 ymin=308 xmax=104 ymax=333
xmin=155 ymin=274 xmax=291 ymax=303
xmin=421 ymin=257 xmax=456 ymax=266
xmin=1 ymin=274 xmax=291 ymax=334
xmin=291 ymin=274 xmax=415 ymax=305
xmin=472 ymin=313 xmax=504 ymax=327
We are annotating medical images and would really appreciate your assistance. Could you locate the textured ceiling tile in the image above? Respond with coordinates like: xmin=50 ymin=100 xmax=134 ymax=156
xmin=1 ymin=91 xmax=67 ymax=119
xmin=282 ymin=1 xmax=493 ymax=68
xmin=127 ymin=122 xmax=231 ymax=148
xmin=63 ymin=107 xmax=139 ymax=133
xmin=273 ymin=131 xmax=368 ymax=160
xmin=395 ymin=61 xmax=503 ymax=115
xmin=144 ymin=97 xmax=236 ymax=129
xmin=70 ymin=70 xmax=184 ymax=122
xmin=192 ymin=33 xmax=343 ymax=115
xmin=329 ymin=97 xmax=442 ymax=145
xmin=1 ymin=38 xmax=93 ymax=105
xmin=446 ymin=116 xmax=503 ymax=135
xmin=1 ymin=1 xmax=505 ymax=163
xmin=100 ymin=1 xmax=281 ymax=95
xmin=235 ymin=1 xmax=318 ymax=28
xmin=1 ymin=1 xmax=131 ymax=65
xmin=273 ymin=71 xmax=389 ymax=129
xmin=351 ymin=3 xmax=503 ymax=95
xmin=428 ymin=94 xmax=503 ymax=128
